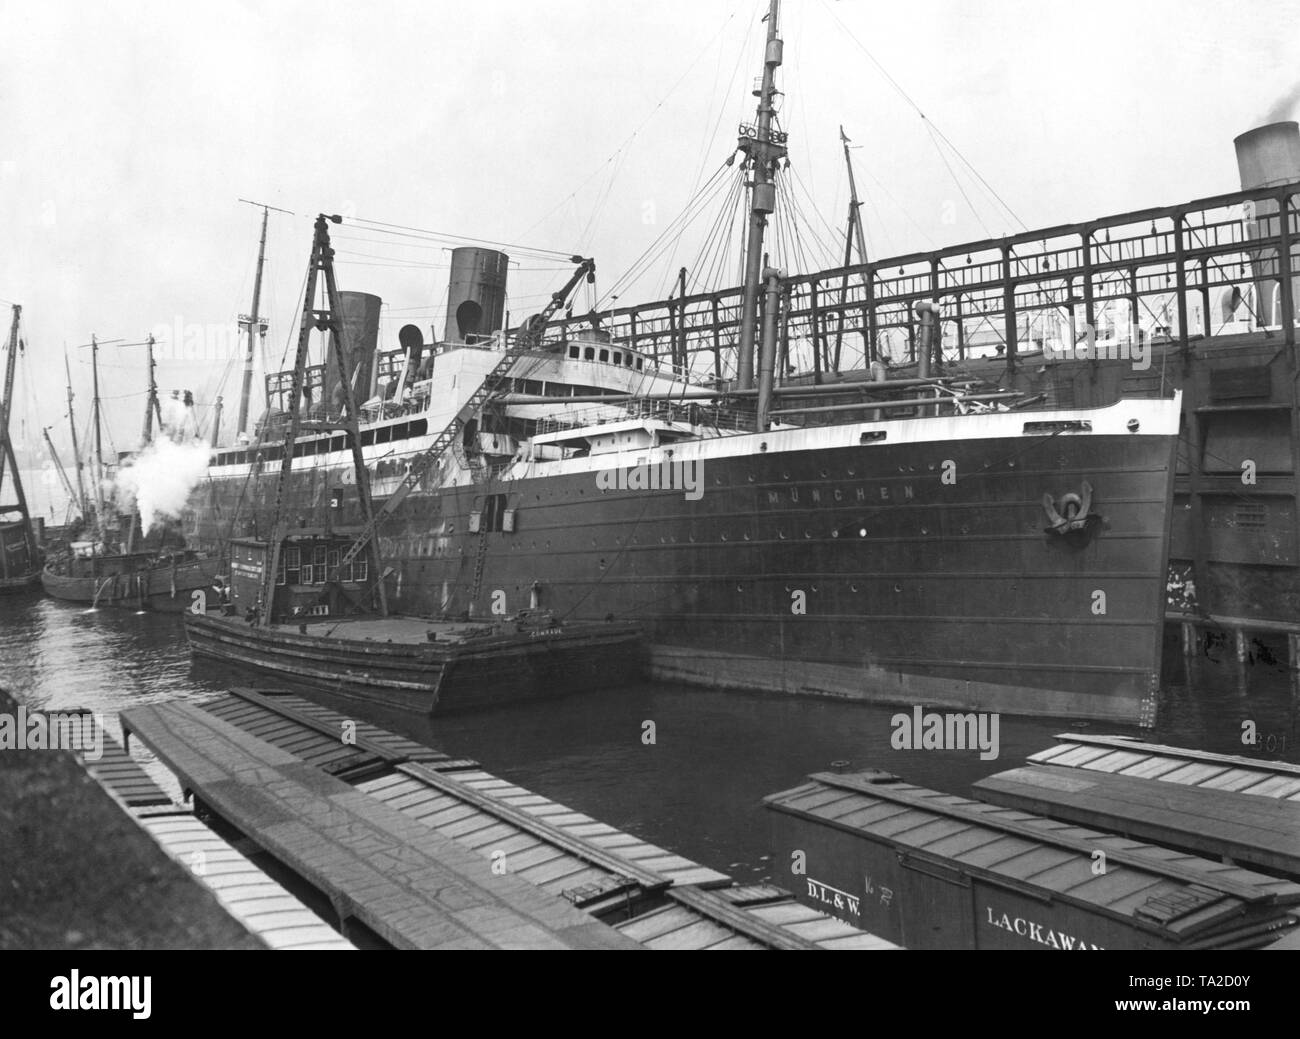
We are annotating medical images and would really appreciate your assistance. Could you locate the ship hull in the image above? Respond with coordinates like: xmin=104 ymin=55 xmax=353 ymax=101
xmin=184 ymin=614 xmax=645 ymax=713
xmin=41 ymin=555 xmax=222 ymax=612
xmin=0 ymin=570 xmax=41 ymax=595
xmin=186 ymin=399 xmax=1180 ymax=723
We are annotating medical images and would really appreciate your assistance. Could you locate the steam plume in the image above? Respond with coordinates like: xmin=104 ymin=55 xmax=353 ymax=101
xmin=1264 ymin=81 xmax=1300 ymax=124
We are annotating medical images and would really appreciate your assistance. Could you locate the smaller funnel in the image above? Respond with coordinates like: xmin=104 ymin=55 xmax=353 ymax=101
xmin=1233 ymin=122 xmax=1300 ymax=327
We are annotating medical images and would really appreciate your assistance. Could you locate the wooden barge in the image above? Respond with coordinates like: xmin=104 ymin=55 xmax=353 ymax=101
xmin=185 ymin=612 xmax=644 ymax=713
xmin=765 ymin=768 xmax=1300 ymax=950
xmin=186 ymin=530 xmax=643 ymax=712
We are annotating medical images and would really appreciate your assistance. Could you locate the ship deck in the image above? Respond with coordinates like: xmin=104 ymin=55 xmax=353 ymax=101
xmin=282 ymin=615 xmax=535 ymax=646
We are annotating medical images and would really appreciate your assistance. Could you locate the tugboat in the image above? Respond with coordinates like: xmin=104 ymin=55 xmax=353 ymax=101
xmin=40 ymin=333 xmax=222 ymax=611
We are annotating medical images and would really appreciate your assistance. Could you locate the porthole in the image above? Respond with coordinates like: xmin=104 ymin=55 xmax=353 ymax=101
xmin=804 ymin=530 xmax=812 ymax=539
xmin=831 ymin=529 xmax=839 ymax=538
xmin=859 ymin=528 xmax=867 ymax=537
xmin=721 ymin=532 xmax=728 ymax=542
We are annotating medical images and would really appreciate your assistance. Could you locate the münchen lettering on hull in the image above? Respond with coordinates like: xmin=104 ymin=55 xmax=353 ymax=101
xmin=767 ymin=483 xmax=915 ymax=505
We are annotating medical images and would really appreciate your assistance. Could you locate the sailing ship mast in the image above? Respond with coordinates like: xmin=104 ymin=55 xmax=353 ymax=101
xmin=41 ymin=427 xmax=79 ymax=523
xmin=833 ymin=125 xmax=872 ymax=370
xmin=736 ymin=0 xmax=785 ymax=396
xmin=89 ymin=334 xmax=107 ymax=537
xmin=0 ymin=304 xmax=38 ymax=571
xmin=0 ymin=304 xmax=19 ymax=488
xmin=236 ymin=199 xmax=291 ymax=442
xmin=140 ymin=334 xmax=161 ymax=445
xmin=64 ymin=349 xmax=90 ymax=523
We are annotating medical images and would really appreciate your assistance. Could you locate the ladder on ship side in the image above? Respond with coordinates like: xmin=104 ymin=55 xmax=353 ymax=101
xmin=337 ymin=255 xmax=596 ymax=571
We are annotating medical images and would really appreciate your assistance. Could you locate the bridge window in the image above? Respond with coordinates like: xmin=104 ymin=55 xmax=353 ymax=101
xmin=599 ymin=349 xmax=609 ymax=362
xmin=613 ymin=351 xmax=622 ymax=365
xmin=636 ymin=358 xmax=644 ymax=370
xmin=568 ymin=346 xmax=579 ymax=359
xmin=584 ymin=347 xmax=595 ymax=360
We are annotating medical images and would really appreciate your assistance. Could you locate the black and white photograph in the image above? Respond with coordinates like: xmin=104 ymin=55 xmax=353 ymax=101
xmin=0 ymin=0 xmax=1296 ymax=1005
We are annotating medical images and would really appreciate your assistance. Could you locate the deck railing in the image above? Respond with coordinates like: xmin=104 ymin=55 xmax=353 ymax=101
xmin=541 ymin=181 xmax=1300 ymax=381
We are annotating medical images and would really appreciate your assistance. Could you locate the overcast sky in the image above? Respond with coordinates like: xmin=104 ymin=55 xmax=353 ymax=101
xmin=3 ymin=0 xmax=1298 ymax=460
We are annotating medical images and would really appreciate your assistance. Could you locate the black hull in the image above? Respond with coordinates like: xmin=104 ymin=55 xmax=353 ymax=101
xmin=41 ymin=557 xmax=222 ymax=613
xmin=186 ymin=401 xmax=1180 ymax=723
xmin=0 ymin=570 xmax=41 ymax=595
xmin=184 ymin=614 xmax=644 ymax=713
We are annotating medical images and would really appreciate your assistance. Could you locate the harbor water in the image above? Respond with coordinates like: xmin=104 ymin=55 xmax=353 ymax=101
xmin=1 ymin=593 xmax=1297 ymax=882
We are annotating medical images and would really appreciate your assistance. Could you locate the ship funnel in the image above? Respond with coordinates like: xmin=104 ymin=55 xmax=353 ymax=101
xmin=1233 ymin=121 xmax=1300 ymax=327
xmin=324 ymin=291 xmax=383 ymax=414
xmin=443 ymin=247 xmax=508 ymax=344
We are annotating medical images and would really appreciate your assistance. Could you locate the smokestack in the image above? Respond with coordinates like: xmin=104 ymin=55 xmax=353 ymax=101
xmin=1233 ymin=121 xmax=1300 ymax=327
xmin=443 ymin=247 xmax=508 ymax=344
xmin=324 ymin=291 xmax=383 ymax=414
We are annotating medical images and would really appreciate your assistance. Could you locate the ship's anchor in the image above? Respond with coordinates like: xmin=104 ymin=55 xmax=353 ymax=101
xmin=1042 ymin=480 xmax=1097 ymax=536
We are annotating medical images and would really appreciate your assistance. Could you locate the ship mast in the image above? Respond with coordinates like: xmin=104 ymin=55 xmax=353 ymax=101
xmin=141 ymin=333 xmax=161 ymax=444
xmin=735 ymin=0 xmax=786 ymax=392
xmin=42 ymin=428 xmax=79 ymax=523
xmin=834 ymin=125 xmax=872 ymax=369
xmin=237 ymin=200 xmax=290 ymax=442
xmin=64 ymin=349 xmax=90 ymax=523
xmin=0 ymin=304 xmax=18 ymax=488
xmin=90 ymin=334 xmax=105 ymax=531
xmin=0 ymin=304 xmax=37 ymax=568
xmin=840 ymin=126 xmax=870 ymax=273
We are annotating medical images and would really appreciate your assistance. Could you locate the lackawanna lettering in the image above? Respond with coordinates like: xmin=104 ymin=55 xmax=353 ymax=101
xmin=50 ymin=971 xmax=151 ymax=1019
xmin=595 ymin=459 xmax=703 ymax=501
xmin=0 ymin=707 xmax=104 ymax=761
xmin=985 ymin=907 xmax=1104 ymax=950
xmin=890 ymin=706 xmax=1000 ymax=761
xmin=806 ymin=878 xmax=860 ymax=917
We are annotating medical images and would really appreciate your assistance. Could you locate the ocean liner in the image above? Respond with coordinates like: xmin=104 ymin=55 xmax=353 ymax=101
xmin=182 ymin=1 xmax=1183 ymax=724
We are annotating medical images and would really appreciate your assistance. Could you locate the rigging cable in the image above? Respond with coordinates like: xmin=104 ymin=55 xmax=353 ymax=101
xmin=816 ymin=0 xmax=1027 ymax=233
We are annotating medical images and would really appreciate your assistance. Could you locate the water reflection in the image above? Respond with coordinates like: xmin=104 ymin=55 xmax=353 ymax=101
xmin=2 ymin=594 xmax=1296 ymax=879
